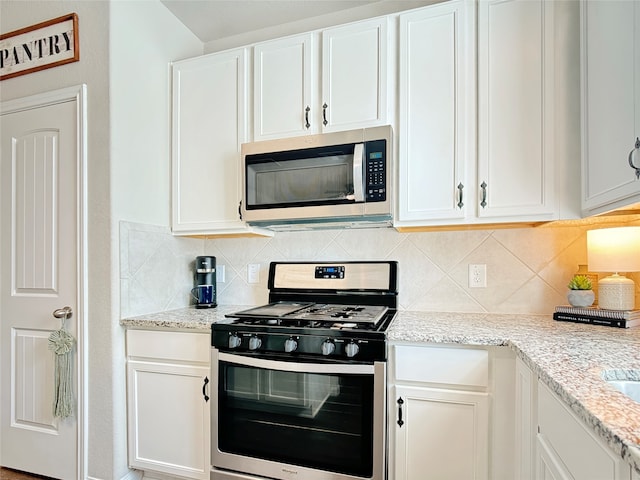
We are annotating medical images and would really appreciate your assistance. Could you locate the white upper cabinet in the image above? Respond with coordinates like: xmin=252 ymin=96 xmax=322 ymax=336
xmin=396 ymin=0 xmax=475 ymax=225
xmin=397 ymin=0 xmax=573 ymax=229
xmin=253 ymin=34 xmax=315 ymax=140
xmin=321 ymin=18 xmax=389 ymax=132
xmin=581 ymin=0 xmax=640 ymax=215
xmin=253 ymin=17 xmax=389 ymax=141
xmin=171 ymin=49 xmax=270 ymax=236
xmin=477 ymin=0 xmax=557 ymax=220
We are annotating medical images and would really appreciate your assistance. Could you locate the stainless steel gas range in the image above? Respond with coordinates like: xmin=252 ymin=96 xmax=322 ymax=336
xmin=210 ymin=261 xmax=398 ymax=480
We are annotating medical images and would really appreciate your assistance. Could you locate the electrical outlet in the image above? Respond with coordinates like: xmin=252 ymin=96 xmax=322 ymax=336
xmin=216 ymin=265 xmax=225 ymax=283
xmin=469 ymin=264 xmax=487 ymax=288
xmin=248 ymin=263 xmax=260 ymax=284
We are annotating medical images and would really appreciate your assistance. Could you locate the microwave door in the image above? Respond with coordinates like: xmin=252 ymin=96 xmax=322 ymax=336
xmin=246 ymin=145 xmax=360 ymax=209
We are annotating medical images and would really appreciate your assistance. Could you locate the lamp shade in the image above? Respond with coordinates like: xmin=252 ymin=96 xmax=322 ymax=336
xmin=587 ymin=226 xmax=640 ymax=273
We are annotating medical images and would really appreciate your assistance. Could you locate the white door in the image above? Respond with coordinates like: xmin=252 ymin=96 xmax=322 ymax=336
xmin=0 ymin=86 xmax=86 ymax=479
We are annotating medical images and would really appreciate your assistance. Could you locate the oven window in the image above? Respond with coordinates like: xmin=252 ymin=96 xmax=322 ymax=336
xmin=217 ymin=360 xmax=374 ymax=477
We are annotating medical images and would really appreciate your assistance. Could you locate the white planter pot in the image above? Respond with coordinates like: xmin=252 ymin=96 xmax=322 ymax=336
xmin=567 ymin=290 xmax=595 ymax=308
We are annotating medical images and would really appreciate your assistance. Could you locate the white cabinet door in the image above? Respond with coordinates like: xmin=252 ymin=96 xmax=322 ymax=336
xmin=253 ymin=34 xmax=316 ymax=140
xmin=477 ymin=0 xmax=557 ymax=220
xmin=392 ymin=385 xmax=489 ymax=480
xmin=536 ymin=435 xmax=573 ymax=480
xmin=515 ymin=357 xmax=537 ymax=480
xmin=171 ymin=49 xmax=269 ymax=236
xmin=581 ymin=0 xmax=640 ymax=215
xmin=321 ymin=17 xmax=389 ymax=132
xmin=396 ymin=0 xmax=474 ymax=224
xmin=126 ymin=330 xmax=211 ymax=480
xmin=537 ymin=380 xmax=630 ymax=480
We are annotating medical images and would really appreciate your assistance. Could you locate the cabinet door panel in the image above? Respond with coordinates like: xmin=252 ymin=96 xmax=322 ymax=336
xmin=172 ymin=49 xmax=258 ymax=235
xmin=478 ymin=0 xmax=555 ymax=218
xmin=127 ymin=360 xmax=210 ymax=479
xmin=397 ymin=1 xmax=473 ymax=223
xmin=254 ymin=34 xmax=315 ymax=140
xmin=581 ymin=0 xmax=640 ymax=214
xmin=322 ymin=18 xmax=388 ymax=131
xmin=393 ymin=385 xmax=489 ymax=480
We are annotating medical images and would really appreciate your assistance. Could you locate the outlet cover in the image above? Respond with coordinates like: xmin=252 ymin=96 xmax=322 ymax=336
xmin=248 ymin=263 xmax=260 ymax=284
xmin=469 ymin=264 xmax=487 ymax=288
xmin=216 ymin=265 xmax=225 ymax=283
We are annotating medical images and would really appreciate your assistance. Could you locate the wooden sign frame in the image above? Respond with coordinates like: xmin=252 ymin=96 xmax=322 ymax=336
xmin=0 ymin=13 xmax=79 ymax=81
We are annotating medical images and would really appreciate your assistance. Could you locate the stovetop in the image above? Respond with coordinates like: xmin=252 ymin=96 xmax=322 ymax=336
xmin=226 ymin=302 xmax=389 ymax=326
xmin=212 ymin=261 xmax=398 ymax=362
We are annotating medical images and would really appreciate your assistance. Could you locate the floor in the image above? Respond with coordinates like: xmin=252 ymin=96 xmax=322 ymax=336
xmin=0 ymin=468 xmax=53 ymax=480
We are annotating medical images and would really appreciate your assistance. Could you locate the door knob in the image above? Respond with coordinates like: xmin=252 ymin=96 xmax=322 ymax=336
xmin=53 ymin=306 xmax=73 ymax=319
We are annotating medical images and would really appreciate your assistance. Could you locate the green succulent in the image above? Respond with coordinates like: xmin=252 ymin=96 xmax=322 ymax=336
xmin=567 ymin=275 xmax=593 ymax=290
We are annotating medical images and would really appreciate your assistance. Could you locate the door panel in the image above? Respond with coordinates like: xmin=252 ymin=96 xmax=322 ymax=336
xmin=1 ymin=92 xmax=82 ymax=479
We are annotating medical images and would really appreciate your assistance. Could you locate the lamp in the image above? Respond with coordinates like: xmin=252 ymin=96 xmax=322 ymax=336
xmin=587 ymin=226 xmax=640 ymax=310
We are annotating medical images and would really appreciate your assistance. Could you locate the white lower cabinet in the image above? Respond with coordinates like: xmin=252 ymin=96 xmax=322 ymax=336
xmin=389 ymin=343 xmax=515 ymax=480
xmin=536 ymin=380 xmax=630 ymax=480
xmin=515 ymin=357 xmax=538 ymax=480
xmin=126 ymin=329 xmax=211 ymax=480
xmin=392 ymin=385 xmax=489 ymax=479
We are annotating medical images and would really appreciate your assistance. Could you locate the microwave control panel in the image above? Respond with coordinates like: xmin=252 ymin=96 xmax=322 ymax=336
xmin=365 ymin=139 xmax=386 ymax=202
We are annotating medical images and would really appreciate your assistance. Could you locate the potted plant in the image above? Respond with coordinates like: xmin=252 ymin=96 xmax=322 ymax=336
xmin=567 ymin=275 xmax=595 ymax=307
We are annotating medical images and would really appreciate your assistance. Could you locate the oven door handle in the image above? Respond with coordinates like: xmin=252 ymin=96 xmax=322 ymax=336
xmin=217 ymin=351 xmax=375 ymax=375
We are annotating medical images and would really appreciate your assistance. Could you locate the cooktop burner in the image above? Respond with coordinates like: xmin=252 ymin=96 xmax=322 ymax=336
xmin=228 ymin=302 xmax=389 ymax=326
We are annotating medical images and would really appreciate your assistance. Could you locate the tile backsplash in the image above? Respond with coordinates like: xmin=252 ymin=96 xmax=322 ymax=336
xmin=119 ymin=219 xmax=640 ymax=318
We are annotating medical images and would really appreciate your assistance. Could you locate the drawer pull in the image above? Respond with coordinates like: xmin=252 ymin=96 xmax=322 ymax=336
xmin=397 ymin=397 xmax=404 ymax=427
xmin=202 ymin=376 xmax=210 ymax=402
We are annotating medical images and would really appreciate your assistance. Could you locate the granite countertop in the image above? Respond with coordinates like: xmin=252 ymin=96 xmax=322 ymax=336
xmin=121 ymin=307 xmax=640 ymax=474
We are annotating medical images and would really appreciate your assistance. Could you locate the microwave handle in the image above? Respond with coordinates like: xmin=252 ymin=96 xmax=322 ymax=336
xmin=353 ymin=143 xmax=365 ymax=202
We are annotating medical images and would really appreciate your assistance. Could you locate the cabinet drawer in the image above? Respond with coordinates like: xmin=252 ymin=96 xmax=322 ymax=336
xmin=393 ymin=345 xmax=489 ymax=387
xmin=538 ymin=381 xmax=627 ymax=480
xmin=126 ymin=329 xmax=210 ymax=363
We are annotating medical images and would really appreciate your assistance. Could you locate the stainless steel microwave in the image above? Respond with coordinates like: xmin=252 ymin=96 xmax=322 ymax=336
xmin=241 ymin=125 xmax=393 ymax=230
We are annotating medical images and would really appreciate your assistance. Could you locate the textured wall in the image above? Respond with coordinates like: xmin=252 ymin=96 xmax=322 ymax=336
xmin=121 ymin=217 xmax=640 ymax=318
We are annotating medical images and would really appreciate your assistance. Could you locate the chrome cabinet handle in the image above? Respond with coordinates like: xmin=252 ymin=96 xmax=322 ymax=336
xmin=457 ymin=183 xmax=464 ymax=209
xmin=202 ymin=376 xmax=210 ymax=402
xmin=53 ymin=306 xmax=72 ymax=319
xmin=480 ymin=181 xmax=488 ymax=208
xmin=322 ymin=103 xmax=328 ymax=126
xmin=397 ymin=397 xmax=404 ymax=427
xmin=629 ymin=137 xmax=640 ymax=179
xmin=305 ymin=106 xmax=311 ymax=129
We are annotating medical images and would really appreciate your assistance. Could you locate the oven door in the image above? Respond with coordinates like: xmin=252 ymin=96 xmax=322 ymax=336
xmin=211 ymin=349 xmax=386 ymax=480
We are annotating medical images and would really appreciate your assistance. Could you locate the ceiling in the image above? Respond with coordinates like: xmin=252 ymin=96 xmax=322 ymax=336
xmin=160 ymin=0 xmax=381 ymax=43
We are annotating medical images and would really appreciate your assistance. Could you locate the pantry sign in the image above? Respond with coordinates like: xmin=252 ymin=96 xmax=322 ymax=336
xmin=0 ymin=13 xmax=79 ymax=81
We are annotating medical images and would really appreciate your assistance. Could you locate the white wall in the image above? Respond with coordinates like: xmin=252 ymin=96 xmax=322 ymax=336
xmin=0 ymin=1 xmax=201 ymax=479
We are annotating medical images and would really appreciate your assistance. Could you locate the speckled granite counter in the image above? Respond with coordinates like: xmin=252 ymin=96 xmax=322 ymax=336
xmin=120 ymin=305 xmax=247 ymax=331
xmin=121 ymin=307 xmax=640 ymax=474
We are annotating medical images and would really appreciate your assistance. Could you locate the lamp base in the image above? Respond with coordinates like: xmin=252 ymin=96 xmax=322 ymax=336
xmin=598 ymin=274 xmax=635 ymax=310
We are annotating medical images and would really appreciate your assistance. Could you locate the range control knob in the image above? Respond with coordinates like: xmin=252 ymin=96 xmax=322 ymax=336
xmin=345 ymin=341 xmax=359 ymax=358
xmin=321 ymin=339 xmax=336 ymax=356
xmin=249 ymin=335 xmax=262 ymax=351
xmin=284 ymin=337 xmax=298 ymax=353
xmin=228 ymin=333 xmax=241 ymax=349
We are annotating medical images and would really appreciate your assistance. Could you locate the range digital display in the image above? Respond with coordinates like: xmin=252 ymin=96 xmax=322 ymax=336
xmin=315 ymin=265 xmax=345 ymax=279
